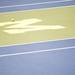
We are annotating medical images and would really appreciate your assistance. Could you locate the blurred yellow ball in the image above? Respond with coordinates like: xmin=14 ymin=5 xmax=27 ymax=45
xmin=11 ymin=18 xmax=15 ymax=22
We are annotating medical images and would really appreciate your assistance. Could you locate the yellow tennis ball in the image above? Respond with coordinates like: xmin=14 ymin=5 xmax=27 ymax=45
xmin=11 ymin=18 xmax=15 ymax=22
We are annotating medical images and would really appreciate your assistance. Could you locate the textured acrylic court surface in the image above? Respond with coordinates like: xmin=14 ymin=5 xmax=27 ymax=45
xmin=0 ymin=6 xmax=75 ymax=46
xmin=0 ymin=0 xmax=61 ymax=6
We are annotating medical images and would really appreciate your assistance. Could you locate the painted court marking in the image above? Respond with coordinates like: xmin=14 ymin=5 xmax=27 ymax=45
xmin=0 ymin=18 xmax=42 ymax=27
xmin=16 ymin=5 xmax=75 ymax=13
xmin=0 ymin=38 xmax=75 ymax=47
xmin=0 ymin=0 xmax=72 ymax=8
xmin=0 ymin=18 xmax=65 ymax=34
xmin=4 ymin=25 xmax=65 ymax=34
xmin=0 ymin=46 xmax=75 ymax=58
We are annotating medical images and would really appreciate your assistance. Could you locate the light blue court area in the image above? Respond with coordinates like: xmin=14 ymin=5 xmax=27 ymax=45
xmin=0 ymin=0 xmax=75 ymax=12
xmin=0 ymin=0 xmax=61 ymax=6
xmin=0 ymin=38 xmax=75 ymax=75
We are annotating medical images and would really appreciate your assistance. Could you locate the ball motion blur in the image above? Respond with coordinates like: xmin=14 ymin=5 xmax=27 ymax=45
xmin=11 ymin=18 xmax=15 ymax=22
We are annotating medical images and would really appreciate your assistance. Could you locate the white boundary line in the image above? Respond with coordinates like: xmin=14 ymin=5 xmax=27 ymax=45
xmin=0 ymin=5 xmax=75 ymax=14
xmin=0 ymin=0 xmax=72 ymax=8
xmin=0 ymin=37 xmax=75 ymax=47
xmin=26 ymin=5 xmax=75 ymax=12
xmin=0 ymin=46 xmax=75 ymax=58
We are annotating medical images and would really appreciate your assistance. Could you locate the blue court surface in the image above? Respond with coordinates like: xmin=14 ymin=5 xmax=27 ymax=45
xmin=0 ymin=0 xmax=75 ymax=75
xmin=0 ymin=38 xmax=75 ymax=75
xmin=0 ymin=0 xmax=75 ymax=12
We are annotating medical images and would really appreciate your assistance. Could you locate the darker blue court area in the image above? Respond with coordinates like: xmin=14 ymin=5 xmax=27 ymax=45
xmin=0 ymin=0 xmax=64 ymax=6
xmin=0 ymin=38 xmax=75 ymax=75
xmin=0 ymin=0 xmax=75 ymax=12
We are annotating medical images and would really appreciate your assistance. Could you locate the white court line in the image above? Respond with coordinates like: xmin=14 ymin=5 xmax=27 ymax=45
xmin=0 ymin=0 xmax=72 ymax=8
xmin=0 ymin=46 xmax=75 ymax=58
xmin=1 ymin=5 xmax=75 ymax=14
xmin=4 ymin=25 xmax=65 ymax=34
xmin=27 ymin=5 xmax=75 ymax=12
xmin=0 ymin=37 xmax=75 ymax=47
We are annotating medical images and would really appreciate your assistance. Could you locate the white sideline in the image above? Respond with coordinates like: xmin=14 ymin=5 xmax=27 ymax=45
xmin=0 ymin=46 xmax=75 ymax=58
xmin=0 ymin=37 xmax=75 ymax=47
xmin=0 ymin=0 xmax=72 ymax=8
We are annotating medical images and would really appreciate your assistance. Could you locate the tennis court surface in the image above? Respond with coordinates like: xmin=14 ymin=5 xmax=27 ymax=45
xmin=0 ymin=0 xmax=75 ymax=75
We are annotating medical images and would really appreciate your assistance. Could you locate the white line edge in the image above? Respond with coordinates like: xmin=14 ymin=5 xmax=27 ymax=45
xmin=0 ymin=37 xmax=75 ymax=47
xmin=0 ymin=5 xmax=75 ymax=14
xmin=0 ymin=0 xmax=72 ymax=8
xmin=0 ymin=46 xmax=75 ymax=58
